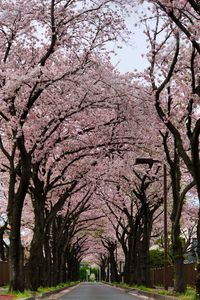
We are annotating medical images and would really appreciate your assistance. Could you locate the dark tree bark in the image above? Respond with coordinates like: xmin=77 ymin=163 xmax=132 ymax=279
xmin=101 ymin=239 xmax=119 ymax=283
xmin=28 ymin=201 xmax=45 ymax=290
xmin=162 ymin=134 xmax=186 ymax=293
xmin=99 ymin=254 xmax=107 ymax=281
xmin=8 ymin=144 xmax=31 ymax=292
xmin=104 ymin=171 xmax=162 ymax=287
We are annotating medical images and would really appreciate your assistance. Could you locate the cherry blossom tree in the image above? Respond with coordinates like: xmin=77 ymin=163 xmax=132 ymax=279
xmin=101 ymin=237 xmax=119 ymax=282
xmin=0 ymin=0 xmax=134 ymax=291
xmin=25 ymin=59 xmax=137 ymax=290
xmin=97 ymin=162 xmax=163 ymax=286
xmin=135 ymin=0 xmax=200 ymax=293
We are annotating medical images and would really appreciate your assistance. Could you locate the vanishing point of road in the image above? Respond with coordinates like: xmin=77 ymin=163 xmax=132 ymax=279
xmin=53 ymin=282 xmax=149 ymax=300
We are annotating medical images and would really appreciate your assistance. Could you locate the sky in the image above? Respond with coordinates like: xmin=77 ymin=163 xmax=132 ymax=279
xmin=109 ymin=7 xmax=149 ymax=74
xmin=110 ymin=23 xmax=148 ymax=73
xmin=33 ymin=4 xmax=148 ymax=74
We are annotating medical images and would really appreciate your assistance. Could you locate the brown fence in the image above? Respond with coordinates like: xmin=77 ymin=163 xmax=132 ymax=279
xmin=151 ymin=263 xmax=197 ymax=287
xmin=0 ymin=261 xmax=9 ymax=286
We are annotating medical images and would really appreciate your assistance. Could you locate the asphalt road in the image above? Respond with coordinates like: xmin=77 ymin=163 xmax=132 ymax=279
xmin=56 ymin=283 xmax=145 ymax=300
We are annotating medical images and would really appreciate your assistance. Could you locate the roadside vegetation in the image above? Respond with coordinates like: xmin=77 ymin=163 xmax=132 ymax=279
xmin=106 ymin=282 xmax=196 ymax=300
xmin=0 ymin=282 xmax=79 ymax=299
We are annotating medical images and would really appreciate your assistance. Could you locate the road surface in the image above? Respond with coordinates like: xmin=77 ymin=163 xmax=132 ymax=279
xmin=55 ymin=283 xmax=147 ymax=300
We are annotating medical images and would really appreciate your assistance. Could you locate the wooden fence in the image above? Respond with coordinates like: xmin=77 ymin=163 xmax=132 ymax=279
xmin=151 ymin=263 xmax=197 ymax=287
xmin=0 ymin=261 xmax=9 ymax=286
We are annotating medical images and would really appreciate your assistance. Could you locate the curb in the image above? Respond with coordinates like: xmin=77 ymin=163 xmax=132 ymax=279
xmin=2 ymin=283 xmax=80 ymax=300
xmin=128 ymin=289 xmax=177 ymax=300
xmin=103 ymin=283 xmax=178 ymax=300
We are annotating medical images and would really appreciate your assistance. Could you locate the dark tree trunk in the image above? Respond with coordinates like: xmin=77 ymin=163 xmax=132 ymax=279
xmin=119 ymin=224 xmax=139 ymax=285
xmin=139 ymin=239 xmax=151 ymax=287
xmin=8 ymin=144 xmax=31 ymax=292
xmin=51 ymin=216 xmax=67 ymax=285
xmin=52 ymin=242 xmax=61 ymax=286
xmin=28 ymin=195 xmax=45 ymax=290
xmin=123 ymin=252 xmax=136 ymax=285
xmin=123 ymin=261 xmax=131 ymax=284
xmin=162 ymin=134 xmax=186 ymax=293
xmin=60 ymin=250 xmax=67 ymax=283
xmin=105 ymin=263 xmax=110 ymax=282
xmin=9 ymin=185 xmax=27 ymax=292
xmin=136 ymin=247 xmax=142 ymax=285
xmin=28 ymin=226 xmax=45 ymax=290
xmin=99 ymin=255 xmax=107 ymax=282
xmin=125 ymin=225 xmax=140 ymax=285
xmin=9 ymin=234 xmax=24 ymax=292
xmin=171 ymin=215 xmax=186 ymax=292
xmin=102 ymin=239 xmax=119 ymax=283
xmin=139 ymin=209 xmax=153 ymax=287
xmin=67 ymin=258 xmax=75 ymax=281
xmin=43 ymin=229 xmax=53 ymax=287
xmin=109 ymin=253 xmax=119 ymax=283
xmin=174 ymin=256 xmax=185 ymax=292
xmin=100 ymin=266 xmax=106 ymax=281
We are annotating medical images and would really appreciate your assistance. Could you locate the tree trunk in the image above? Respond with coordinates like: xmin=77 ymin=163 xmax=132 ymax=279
xmin=174 ymin=256 xmax=185 ymax=292
xmin=9 ymin=233 xmax=24 ymax=292
xmin=162 ymin=135 xmax=186 ymax=292
xmin=105 ymin=263 xmax=110 ymax=282
xmin=28 ymin=197 xmax=45 ymax=290
xmin=52 ymin=243 xmax=61 ymax=286
xmin=60 ymin=250 xmax=67 ymax=283
xmin=140 ymin=241 xmax=151 ymax=287
xmin=140 ymin=211 xmax=152 ymax=287
xmin=126 ymin=231 xmax=138 ymax=285
xmin=28 ymin=227 xmax=45 ymax=290
xmin=109 ymin=253 xmax=119 ymax=283
xmin=43 ymin=231 xmax=53 ymax=287
xmin=100 ymin=266 xmax=106 ymax=281
xmin=171 ymin=221 xmax=186 ymax=292
xmin=124 ymin=254 xmax=136 ymax=285
xmin=9 ymin=193 xmax=26 ymax=292
xmin=8 ymin=146 xmax=31 ymax=292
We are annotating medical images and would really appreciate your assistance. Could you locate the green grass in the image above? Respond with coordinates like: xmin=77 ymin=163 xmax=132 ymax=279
xmin=0 ymin=281 xmax=79 ymax=299
xmin=105 ymin=282 xmax=197 ymax=300
xmin=38 ymin=281 xmax=79 ymax=293
xmin=134 ymin=284 xmax=153 ymax=292
xmin=111 ymin=282 xmax=131 ymax=289
xmin=174 ymin=287 xmax=196 ymax=299
xmin=12 ymin=291 xmax=33 ymax=299
xmin=1 ymin=290 xmax=33 ymax=299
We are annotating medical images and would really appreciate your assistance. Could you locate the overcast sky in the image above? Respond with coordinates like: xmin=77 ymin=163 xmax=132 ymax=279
xmin=109 ymin=6 xmax=149 ymax=74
